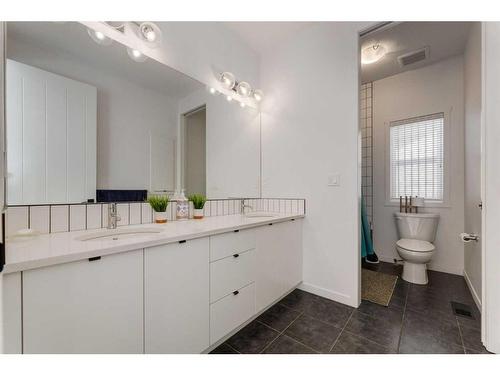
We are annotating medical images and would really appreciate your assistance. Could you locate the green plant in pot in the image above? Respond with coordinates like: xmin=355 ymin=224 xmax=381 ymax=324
xmin=147 ymin=195 xmax=170 ymax=223
xmin=188 ymin=194 xmax=207 ymax=219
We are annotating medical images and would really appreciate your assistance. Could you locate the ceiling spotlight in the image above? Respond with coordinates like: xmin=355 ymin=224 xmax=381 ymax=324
xmin=208 ymin=87 xmax=217 ymax=95
xmin=127 ymin=47 xmax=148 ymax=62
xmin=87 ymin=28 xmax=113 ymax=46
xmin=252 ymin=89 xmax=264 ymax=102
xmin=240 ymin=102 xmax=246 ymax=108
xmin=236 ymin=81 xmax=252 ymax=97
xmin=220 ymin=72 xmax=236 ymax=90
xmin=362 ymin=43 xmax=387 ymax=65
xmin=226 ymin=95 xmax=233 ymax=102
xmin=138 ymin=22 xmax=163 ymax=48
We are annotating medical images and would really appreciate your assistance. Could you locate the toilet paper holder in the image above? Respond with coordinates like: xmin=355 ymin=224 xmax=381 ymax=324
xmin=460 ymin=233 xmax=479 ymax=243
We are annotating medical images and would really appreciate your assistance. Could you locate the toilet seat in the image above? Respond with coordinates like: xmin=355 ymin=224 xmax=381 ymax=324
xmin=396 ymin=239 xmax=435 ymax=253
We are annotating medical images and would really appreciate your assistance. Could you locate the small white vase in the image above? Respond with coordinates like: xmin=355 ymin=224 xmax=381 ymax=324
xmin=193 ymin=208 xmax=204 ymax=219
xmin=154 ymin=211 xmax=167 ymax=224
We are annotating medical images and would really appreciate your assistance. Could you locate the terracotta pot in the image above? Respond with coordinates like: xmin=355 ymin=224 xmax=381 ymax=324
xmin=154 ymin=211 xmax=167 ymax=224
xmin=193 ymin=208 xmax=204 ymax=219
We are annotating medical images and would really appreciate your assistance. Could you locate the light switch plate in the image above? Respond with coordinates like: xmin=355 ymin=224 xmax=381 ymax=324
xmin=328 ymin=174 xmax=340 ymax=186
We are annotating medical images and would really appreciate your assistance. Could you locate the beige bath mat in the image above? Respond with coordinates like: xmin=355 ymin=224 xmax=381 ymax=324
xmin=361 ymin=268 xmax=398 ymax=306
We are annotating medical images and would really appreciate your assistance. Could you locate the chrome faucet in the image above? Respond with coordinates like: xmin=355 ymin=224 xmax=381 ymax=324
xmin=107 ymin=203 xmax=121 ymax=229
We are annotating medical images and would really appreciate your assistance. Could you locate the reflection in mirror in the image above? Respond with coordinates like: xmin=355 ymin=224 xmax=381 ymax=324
xmin=6 ymin=22 xmax=261 ymax=205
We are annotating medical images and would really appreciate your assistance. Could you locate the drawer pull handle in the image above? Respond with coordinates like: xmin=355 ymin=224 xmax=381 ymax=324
xmin=179 ymin=240 xmax=186 ymax=244
xmin=234 ymin=229 xmax=239 ymax=233
xmin=233 ymin=253 xmax=240 ymax=258
xmin=88 ymin=256 xmax=101 ymax=262
xmin=233 ymin=290 xmax=239 ymax=296
xmin=268 ymin=223 xmax=273 ymax=226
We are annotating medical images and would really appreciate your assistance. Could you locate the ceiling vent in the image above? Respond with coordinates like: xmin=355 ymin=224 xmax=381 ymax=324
xmin=397 ymin=47 xmax=429 ymax=67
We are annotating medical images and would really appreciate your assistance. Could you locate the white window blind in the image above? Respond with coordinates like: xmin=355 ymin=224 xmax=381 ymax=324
xmin=390 ymin=113 xmax=444 ymax=201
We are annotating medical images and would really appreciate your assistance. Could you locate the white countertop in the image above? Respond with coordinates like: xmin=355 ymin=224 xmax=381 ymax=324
xmin=4 ymin=213 xmax=304 ymax=274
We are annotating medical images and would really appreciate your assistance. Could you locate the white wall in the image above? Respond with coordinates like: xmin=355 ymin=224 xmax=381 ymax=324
xmin=8 ymin=37 xmax=179 ymax=191
xmin=372 ymin=56 xmax=465 ymax=275
xmin=463 ymin=22 xmax=482 ymax=306
xmin=260 ymin=22 xmax=369 ymax=307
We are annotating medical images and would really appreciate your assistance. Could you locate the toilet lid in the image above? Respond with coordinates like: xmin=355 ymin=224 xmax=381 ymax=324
xmin=396 ymin=239 xmax=435 ymax=253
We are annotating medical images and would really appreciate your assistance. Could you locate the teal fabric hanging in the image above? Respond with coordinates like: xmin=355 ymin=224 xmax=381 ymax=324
xmin=361 ymin=198 xmax=374 ymax=258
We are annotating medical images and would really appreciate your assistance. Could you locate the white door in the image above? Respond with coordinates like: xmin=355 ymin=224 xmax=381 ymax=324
xmin=6 ymin=59 xmax=97 ymax=205
xmin=483 ymin=22 xmax=500 ymax=354
xmin=144 ymin=238 xmax=209 ymax=353
xmin=23 ymin=250 xmax=144 ymax=353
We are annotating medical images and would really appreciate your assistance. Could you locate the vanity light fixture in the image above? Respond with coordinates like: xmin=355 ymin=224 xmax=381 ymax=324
xmin=126 ymin=47 xmax=148 ymax=62
xmin=219 ymin=71 xmax=263 ymax=103
xmin=362 ymin=43 xmax=387 ymax=64
xmin=87 ymin=28 xmax=113 ymax=46
xmin=209 ymin=87 xmax=217 ymax=95
xmin=226 ymin=95 xmax=233 ymax=102
xmin=239 ymin=102 xmax=246 ymax=108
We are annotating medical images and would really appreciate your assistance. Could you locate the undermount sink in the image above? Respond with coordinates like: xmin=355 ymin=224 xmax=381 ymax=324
xmin=75 ymin=228 xmax=164 ymax=242
xmin=244 ymin=212 xmax=278 ymax=218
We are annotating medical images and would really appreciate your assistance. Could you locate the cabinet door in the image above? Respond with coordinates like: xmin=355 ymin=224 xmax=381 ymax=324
xmin=2 ymin=272 xmax=22 ymax=353
xmin=255 ymin=220 xmax=303 ymax=312
xmin=23 ymin=250 xmax=143 ymax=354
xmin=144 ymin=238 xmax=209 ymax=353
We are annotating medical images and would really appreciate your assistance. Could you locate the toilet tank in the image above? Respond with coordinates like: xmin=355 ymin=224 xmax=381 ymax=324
xmin=394 ymin=212 xmax=440 ymax=242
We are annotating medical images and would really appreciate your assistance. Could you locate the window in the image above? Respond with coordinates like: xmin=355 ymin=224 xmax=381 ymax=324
xmin=389 ymin=113 xmax=444 ymax=201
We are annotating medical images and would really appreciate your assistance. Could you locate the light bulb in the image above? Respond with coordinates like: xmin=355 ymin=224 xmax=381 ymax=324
xmin=209 ymin=87 xmax=217 ymax=95
xmin=236 ymin=81 xmax=252 ymax=97
xmin=226 ymin=95 xmax=233 ymax=102
xmin=87 ymin=28 xmax=113 ymax=46
xmin=361 ymin=43 xmax=387 ymax=65
xmin=240 ymin=102 xmax=246 ymax=108
xmin=126 ymin=47 xmax=148 ymax=62
xmin=253 ymin=89 xmax=263 ymax=102
xmin=220 ymin=72 xmax=236 ymax=90
xmin=138 ymin=22 xmax=162 ymax=48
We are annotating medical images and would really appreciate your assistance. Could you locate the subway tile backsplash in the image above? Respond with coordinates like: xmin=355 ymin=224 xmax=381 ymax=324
xmin=6 ymin=198 xmax=305 ymax=236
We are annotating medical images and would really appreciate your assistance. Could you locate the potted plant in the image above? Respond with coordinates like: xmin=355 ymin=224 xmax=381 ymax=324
xmin=188 ymin=194 xmax=207 ymax=219
xmin=147 ymin=195 xmax=170 ymax=224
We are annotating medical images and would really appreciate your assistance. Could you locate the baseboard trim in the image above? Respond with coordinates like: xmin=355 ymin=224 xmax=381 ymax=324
xmin=463 ymin=269 xmax=482 ymax=310
xmin=298 ymin=282 xmax=358 ymax=308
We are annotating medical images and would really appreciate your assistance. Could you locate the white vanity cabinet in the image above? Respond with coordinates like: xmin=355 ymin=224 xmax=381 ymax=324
xmin=22 ymin=249 xmax=144 ymax=354
xmin=2 ymin=272 xmax=22 ymax=354
xmin=255 ymin=219 xmax=303 ymax=312
xmin=144 ymin=238 xmax=210 ymax=353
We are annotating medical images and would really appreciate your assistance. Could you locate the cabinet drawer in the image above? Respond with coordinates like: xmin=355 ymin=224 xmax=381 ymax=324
xmin=210 ymin=228 xmax=256 ymax=262
xmin=210 ymin=249 xmax=255 ymax=303
xmin=210 ymin=283 xmax=255 ymax=344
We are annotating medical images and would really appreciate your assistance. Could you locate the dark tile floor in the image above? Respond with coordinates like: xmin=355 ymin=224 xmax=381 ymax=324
xmin=210 ymin=261 xmax=491 ymax=354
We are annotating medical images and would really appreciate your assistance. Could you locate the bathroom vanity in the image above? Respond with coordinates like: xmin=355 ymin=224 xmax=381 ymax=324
xmin=2 ymin=213 xmax=303 ymax=353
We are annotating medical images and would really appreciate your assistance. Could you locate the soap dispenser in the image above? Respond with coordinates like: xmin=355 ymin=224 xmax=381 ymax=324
xmin=176 ymin=189 xmax=189 ymax=221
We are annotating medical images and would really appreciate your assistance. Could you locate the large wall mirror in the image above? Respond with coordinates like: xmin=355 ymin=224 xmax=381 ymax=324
xmin=5 ymin=22 xmax=261 ymax=205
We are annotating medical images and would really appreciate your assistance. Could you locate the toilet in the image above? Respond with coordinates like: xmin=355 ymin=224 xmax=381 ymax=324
xmin=394 ymin=212 xmax=440 ymax=285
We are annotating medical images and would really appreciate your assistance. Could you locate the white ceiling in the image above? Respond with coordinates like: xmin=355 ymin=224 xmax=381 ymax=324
xmin=361 ymin=22 xmax=473 ymax=83
xmin=6 ymin=22 xmax=203 ymax=99
xmin=221 ymin=22 xmax=315 ymax=55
